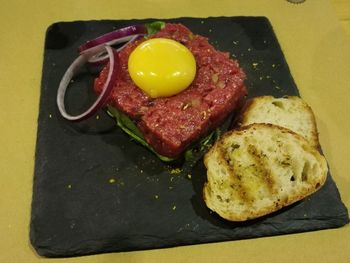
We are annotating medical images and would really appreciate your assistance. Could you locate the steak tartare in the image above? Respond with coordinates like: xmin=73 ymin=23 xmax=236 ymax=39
xmin=94 ymin=23 xmax=247 ymax=158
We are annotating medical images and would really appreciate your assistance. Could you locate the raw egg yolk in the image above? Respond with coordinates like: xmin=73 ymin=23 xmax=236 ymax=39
xmin=128 ymin=38 xmax=196 ymax=98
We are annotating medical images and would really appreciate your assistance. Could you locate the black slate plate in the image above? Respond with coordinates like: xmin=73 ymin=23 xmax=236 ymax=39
xmin=30 ymin=17 xmax=349 ymax=258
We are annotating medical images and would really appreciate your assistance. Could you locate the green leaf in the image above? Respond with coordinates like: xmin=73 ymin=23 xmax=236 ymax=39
xmin=183 ymin=128 xmax=219 ymax=167
xmin=145 ymin=21 xmax=166 ymax=37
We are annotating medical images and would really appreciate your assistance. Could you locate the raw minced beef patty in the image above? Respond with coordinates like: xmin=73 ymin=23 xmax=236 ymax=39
xmin=94 ymin=23 xmax=247 ymax=158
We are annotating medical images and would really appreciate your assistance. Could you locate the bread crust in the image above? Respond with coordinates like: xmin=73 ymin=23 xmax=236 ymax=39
xmin=238 ymin=96 xmax=320 ymax=149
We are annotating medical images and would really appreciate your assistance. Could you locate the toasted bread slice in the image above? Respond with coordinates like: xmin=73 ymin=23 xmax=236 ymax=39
xmin=203 ymin=123 xmax=328 ymax=221
xmin=239 ymin=96 xmax=319 ymax=148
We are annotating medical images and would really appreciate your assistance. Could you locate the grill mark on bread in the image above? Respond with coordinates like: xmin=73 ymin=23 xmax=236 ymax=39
xmin=216 ymin=141 xmax=252 ymax=204
xmin=246 ymin=144 xmax=276 ymax=195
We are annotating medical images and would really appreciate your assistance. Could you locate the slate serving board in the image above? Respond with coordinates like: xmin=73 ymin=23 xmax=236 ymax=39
xmin=30 ymin=17 xmax=349 ymax=258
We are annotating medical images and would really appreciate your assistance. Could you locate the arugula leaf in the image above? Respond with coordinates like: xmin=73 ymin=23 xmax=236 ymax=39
xmin=144 ymin=21 xmax=166 ymax=37
xmin=182 ymin=127 xmax=222 ymax=171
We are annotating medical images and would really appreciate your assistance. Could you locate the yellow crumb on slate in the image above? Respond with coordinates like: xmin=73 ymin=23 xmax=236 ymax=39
xmin=109 ymin=178 xmax=116 ymax=184
xmin=170 ymin=168 xmax=182 ymax=174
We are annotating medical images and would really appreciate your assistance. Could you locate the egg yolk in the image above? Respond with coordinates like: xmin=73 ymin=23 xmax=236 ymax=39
xmin=128 ymin=38 xmax=196 ymax=98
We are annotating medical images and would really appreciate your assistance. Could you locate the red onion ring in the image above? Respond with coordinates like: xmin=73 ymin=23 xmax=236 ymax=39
xmin=57 ymin=45 xmax=118 ymax=122
xmin=85 ymin=34 xmax=141 ymax=65
xmin=78 ymin=25 xmax=147 ymax=53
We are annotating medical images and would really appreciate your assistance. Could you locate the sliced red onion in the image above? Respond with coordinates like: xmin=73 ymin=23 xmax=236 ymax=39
xmin=86 ymin=34 xmax=141 ymax=65
xmin=78 ymin=25 xmax=147 ymax=53
xmin=57 ymin=45 xmax=118 ymax=122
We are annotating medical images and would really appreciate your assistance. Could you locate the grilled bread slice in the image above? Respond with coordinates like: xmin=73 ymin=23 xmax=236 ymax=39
xmin=203 ymin=123 xmax=328 ymax=221
xmin=239 ymin=96 xmax=319 ymax=148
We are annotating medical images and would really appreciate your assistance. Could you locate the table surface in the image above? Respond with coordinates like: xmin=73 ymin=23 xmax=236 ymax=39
xmin=331 ymin=0 xmax=350 ymax=38
xmin=1 ymin=0 xmax=350 ymax=262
